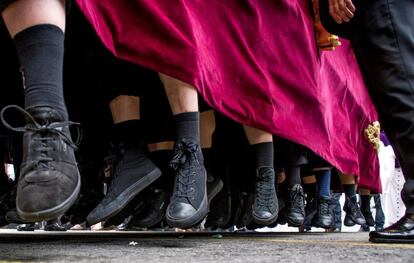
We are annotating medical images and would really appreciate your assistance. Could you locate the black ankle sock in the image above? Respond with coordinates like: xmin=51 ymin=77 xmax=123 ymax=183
xmin=360 ymin=195 xmax=371 ymax=211
xmin=113 ymin=120 xmax=142 ymax=144
xmin=14 ymin=24 xmax=67 ymax=119
xmin=251 ymin=142 xmax=273 ymax=169
xmin=303 ymin=182 xmax=317 ymax=199
xmin=173 ymin=112 xmax=200 ymax=142
xmin=343 ymin=184 xmax=356 ymax=200
xmin=286 ymin=166 xmax=301 ymax=187
xmin=149 ymin=150 xmax=174 ymax=190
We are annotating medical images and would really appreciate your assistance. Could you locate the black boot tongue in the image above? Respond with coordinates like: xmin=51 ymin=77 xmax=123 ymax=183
xmin=27 ymin=106 xmax=65 ymax=124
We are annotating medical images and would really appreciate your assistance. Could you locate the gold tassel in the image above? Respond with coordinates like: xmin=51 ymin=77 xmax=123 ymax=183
xmin=364 ymin=121 xmax=381 ymax=153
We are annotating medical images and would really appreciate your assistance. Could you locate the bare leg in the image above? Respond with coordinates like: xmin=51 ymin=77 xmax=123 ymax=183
xmin=159 ymin=73 xmax=198 ymax=114
xmin=109 ymin=95 xmax=140 ymax=124
xmin=2 ymin=0 xmax=65 ymax=36
xmin=200 ymin=110 xmax=215 ymax=148
xmin=243 ymin=126 xmax=272 ymax=145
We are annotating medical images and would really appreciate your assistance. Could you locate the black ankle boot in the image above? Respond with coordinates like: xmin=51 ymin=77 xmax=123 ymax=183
xmin=87 ymin=140 xmax=161 ymax=225
xmin=132 ymin=188 xmax=170 ymax=228
xmin=252 ymin=167 xmax=278 ymax=225
xmin=343 ymin=196 xmax=366 ymax=226
xmin=362 ymin=209 xmax=375 ymax=227
xmin=315 ymin=196 xmax=333 ymax=229
xmin=166 ymin=139 xmax=208 ymax=228
xmin=284 ymin=184 xmax=305 ymax=227
xmin=236 ymin=192 xmax=255 ymax=228
xmin=1 ymin=105 xmax=81 ymax=222
xmin=44 ymin=218 xmax=66 ymax=231
xmin=207 ymin=174 xmax=223 ymax=203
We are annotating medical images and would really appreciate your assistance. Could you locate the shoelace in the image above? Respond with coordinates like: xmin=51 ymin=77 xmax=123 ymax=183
xmin=319 ymin=199 xmax=330 ymax=216
xmin=256 ymin=171 xmax=275 ymax=208
xmin=0 ymin=105 xmax=79 ymax=169
xmin=290 ymin=188 xmax=305 ymax=213
xmin=347 ymin=198 xmax=362 ymax=215
xmin=170 ymin=139 xmax=200 ymax=200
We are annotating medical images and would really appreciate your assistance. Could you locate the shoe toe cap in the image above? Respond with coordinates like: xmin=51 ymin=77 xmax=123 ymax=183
xmin=167 ymin=202 xmax=197 ymax=220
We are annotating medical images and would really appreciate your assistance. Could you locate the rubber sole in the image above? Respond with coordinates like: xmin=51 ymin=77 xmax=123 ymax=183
xmin=17 ymin=171 xmax=81 ymax=222
xmin=252 ymin=197 xmax=279 ymax=226
xmin=369 ymin=236 xmax=414 ymax=243
xmin=87 ymin=167 xmax=162 ymax=225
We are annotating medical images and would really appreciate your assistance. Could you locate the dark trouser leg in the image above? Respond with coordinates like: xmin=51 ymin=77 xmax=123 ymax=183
xmin=350 ymin=0 xmax=414 ymax=214
xmin=374 ymin=194 xmax=385 ymax=229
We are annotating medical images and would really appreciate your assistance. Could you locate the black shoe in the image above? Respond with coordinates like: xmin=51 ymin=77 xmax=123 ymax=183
xmin=207 ymin=174 xmax=223 ymax=203
xmin=132 ymin=188 xmax=169 ymax=228
xmin=236 ymin=192 xmax=255 ymax=228
xmin=283 ymin=184 xmax=305 ymax=227
xmin=17 ymin=223 xmax=35 ymax=231
xmin=343 ymin=196 xmax=366 ymax=226
xmin=87 ymin=141 xmax=161 ymax=225
xmin=1 ymin=106 xmax=81 ymax=222
xmin=369 ymin=215 xmax=414 ymax=243
xmin=315 ymin=196 xmax=333 ymax=229
xmin=205 ymin=185 xmax=232 ymax=229
xmin=362 ymin=209 xmax=375 ymax=227
xmin=252 ymin=167 xmax=278 ymax=225
xmin=44 ymin=218 xmax=66 ymax=231
xmin=166 ymin=139 xmax=208 ymax=229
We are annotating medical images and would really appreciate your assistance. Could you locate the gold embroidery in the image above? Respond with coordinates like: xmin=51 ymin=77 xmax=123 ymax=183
xmin=364 ymin=121 xmax=381 ymax=153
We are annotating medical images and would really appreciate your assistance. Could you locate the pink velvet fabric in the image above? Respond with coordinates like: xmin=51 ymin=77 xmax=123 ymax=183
xmin=77 ymin=0 xmax=381 ymax=191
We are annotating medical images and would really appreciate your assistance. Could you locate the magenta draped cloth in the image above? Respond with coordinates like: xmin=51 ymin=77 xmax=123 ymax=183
xmin=77 ymin=0 xmax=381 ymax=192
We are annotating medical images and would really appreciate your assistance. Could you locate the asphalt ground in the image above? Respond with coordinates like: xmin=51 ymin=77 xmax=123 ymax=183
xmin=0 ymin=230 xmax=413 ymax=262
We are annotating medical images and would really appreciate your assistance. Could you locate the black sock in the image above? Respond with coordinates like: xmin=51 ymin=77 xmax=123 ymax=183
xmin=344 ymin=184 xmax=356 ymax=200
xmin=149 ymin=150 xmax=174 ymax=191
xmin=360 ymin=195 xmax=371 ymax=212
xmin=113 ymin=120 xmax=142 ymax=144
xmin=173 ymin=112 xmax=200 ymax=143
xmin=14 ymin=24 xmax=67 ymax=119
xmin=251 ymin=142 xmax=274 ymax=169
xmin=287 ymin=166 xmax=301 ymax=187
xmin=202 ymin=148 xmax=213 ymax=173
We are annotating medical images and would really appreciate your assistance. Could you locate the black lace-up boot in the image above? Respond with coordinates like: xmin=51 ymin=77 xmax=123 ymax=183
xmin=284 ymin=184 xmax=305 ymax=227
xmin=343 ymin=196 xmax=366 ymax=226
xmin=132 ymin=188 xmax=170 ymax=228
xmin=1 ymin=105 xmax=81 ymax=222
xmin=252 ymin=167 xmax=278 ymax=225
xmin=44 ymin=218 xmax=66 ymax=231
xmin=166 ymin=139 xmax=208 ymax=228
xmin=315 ymin=196 xmax=333 ymax=229
xmin=87 ymin=141 xmax=161 ymax=225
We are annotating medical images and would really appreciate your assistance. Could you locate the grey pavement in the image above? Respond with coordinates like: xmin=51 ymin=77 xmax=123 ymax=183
xmin=0 ymin=230 xmax=413 ymax=263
